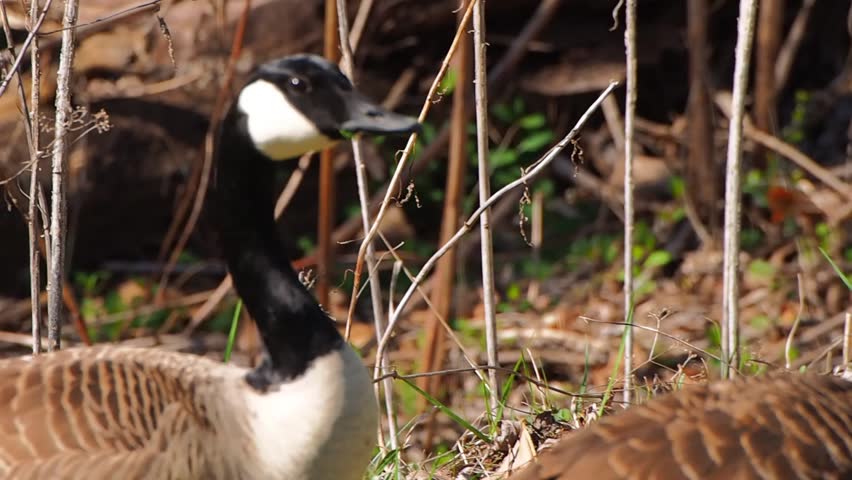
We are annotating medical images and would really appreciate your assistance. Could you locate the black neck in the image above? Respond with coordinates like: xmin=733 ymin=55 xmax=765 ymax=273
xmin=213 ymin=107 xmax=342 ymax=389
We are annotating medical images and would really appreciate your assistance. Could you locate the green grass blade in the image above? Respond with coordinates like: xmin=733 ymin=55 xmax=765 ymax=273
xmin=601 ymin=303 xmax=634 ymax=411
xmin=819 ymin=247 xmax=852 ymax=290
xmin=399 ymin=377 xmax=490 ymax=442
xmin=224 ymin=300 xmax=242 ymax=363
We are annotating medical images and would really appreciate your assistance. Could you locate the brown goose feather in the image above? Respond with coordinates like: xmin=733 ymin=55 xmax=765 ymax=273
xmin=0 ymin=346 xmax=254 ymax=479
xmin=511 ymin=374 xmax=852 ymax=480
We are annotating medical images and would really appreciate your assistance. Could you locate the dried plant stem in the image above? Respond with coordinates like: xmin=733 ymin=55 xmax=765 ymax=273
xmin=775 ymin=0 xmax=816 ymax=92
xmin=622 ymin=0 xmax=637 ymax=404
xmin=0 ymin=0 xmax=42 ymax=353
xmin=334 ymin=0 xmax=399 ymax=450
xmin=332 ymin=0 xmax=560 ymax=254
xmin=348 ymin=0 xmax=374 ymax=51
xmin=843 ymin=312 xmax=851 ymax=373
xmin=472 ymin=0 xmax=500 ymax=412
xmin=316 ymin=0 xmax=340 ymax=307
xmin=345 ymin=0 xmax=478 ymax=325
xmin=418 ymin=1 xmax=472 ymax=426
xmin=0 ymin=0 xmax=54 ymax=98
xmin=156 ymin=0 xmax=251 ymax=298
xmin=721 ymin=0 xmax=759 ymax=379
xmin=375 ymin=83 xmax=619 ymax=371
xmin=28 ymin=0 xmax=44 ymax=355
xmin=47 ymin=0 xmax=81 ymax=352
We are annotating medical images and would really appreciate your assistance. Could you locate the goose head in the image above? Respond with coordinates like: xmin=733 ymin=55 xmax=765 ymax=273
xmin=235 ymin=54 xmax=420 ymax=160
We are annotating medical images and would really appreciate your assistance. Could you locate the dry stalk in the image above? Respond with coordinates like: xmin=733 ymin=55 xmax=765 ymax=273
xmin=621 ymin=0 xmax=637 ymax=404
xmin=471 ymin=0 xmax=500 ymax=412
xmin=0 ymin=0 xmax=42 ymax=353
xmin=47 ymin=0 xmax=82 ymax=351
xmin=374 ymin=82 xmax=620 ymax=378
xmin=721 ymin=0 xmax=758 ymax=379
xmin=156 ymin=0 xmax=251 ymax=299
xmin=345 ymin=0 xmax=478 ymax=326
xmin=334 ymin=0 xmax=399 ymax=451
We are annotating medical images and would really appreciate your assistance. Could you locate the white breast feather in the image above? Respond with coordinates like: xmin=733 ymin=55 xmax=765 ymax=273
xmin=242 ymin=346 xmax=377 ymax=480
xmin=237 ymin=80 xmax=336 ymax=160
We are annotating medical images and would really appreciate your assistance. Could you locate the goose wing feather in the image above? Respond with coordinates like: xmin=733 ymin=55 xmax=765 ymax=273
xmin=0 ymin=346 xmax=247 ymax=479
xmin=511 ymin=374 xmax=852 ymax=480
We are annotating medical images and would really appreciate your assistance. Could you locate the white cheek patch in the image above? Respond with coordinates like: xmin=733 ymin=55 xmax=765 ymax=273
xmin=237 ymin=79 xmax=337 ymax=160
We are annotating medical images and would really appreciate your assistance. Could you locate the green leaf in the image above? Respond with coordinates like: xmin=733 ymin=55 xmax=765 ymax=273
xmin=513 ymin=97 xmax=526 ymax=115
xmin=492 ymin=103 xmax=513 ymax=123
xmin=747 ymin=259 xmax=777 ymax=279
xmin=490 ymin=148 xmax=519 ymax=169
xmin=518 ymin=131 xmax=554 ymax=154
xmin=554 ymin=408 xmax=573 ymax=423
xmin=643 ymin=250 xmax=672 ymax=269
xmin=439 ymin=68 xmax=457 ymax=95
xmin=519 ymin=113 xmax=547 ymax=130
xmin=507 ymin=283 xmax=521 ymax=301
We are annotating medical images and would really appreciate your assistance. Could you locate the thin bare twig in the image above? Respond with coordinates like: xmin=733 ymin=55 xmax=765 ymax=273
xmin=0 ymin=0 xmax=54 ymax=98
xmin=418 ymin=1 xmax=472 ymax=435
xmin=621 ymin=0 xmax=637 ymax=405
xmin=1 ymin=0 xmax=41 ymax=353
xmin=375 ymin=82 xmax=619 ymax=373
xmin=345 ymin=0 xmax=478 ymax=326
xmin=156 ymin=0 xmax=251 ymax=299
xmin=348 ymin=0 xmax=374 ymax=52
xmin=374 ymin=366 xmax=606 ymax=402
xmin=721 ymin=0 xmax=759 ymax=379
xmin=28 ymin=0 xmax=44 ymax=355
xmin=471 ymin=0 xmax=500 ymax=413
xmin=47 ymin=0 xmax=82 ymax=351
xmin=775 ymin=0 xmax=816 ymax=92
xmin=316 ymin=0 xmax=340 ymax=308
xmin=334 ymin=0 xmax=399 ymax=451
xmin=843 ymin=312 xmax=851 ymax=373
xmin=715 ymin=93 xmax=852 ymax=203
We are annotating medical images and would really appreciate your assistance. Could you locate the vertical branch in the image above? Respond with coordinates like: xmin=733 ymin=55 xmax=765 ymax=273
xmin=721 ymin=0 xmax=759 ymax=379
xmin=334 ymin=0 xmax=399 ymax=450
xmin=754 ymin=0 xmax=783 ymax=166
xmin=317 ymin=0 xmax=341 ymax=308
xmin=157 ymin=0 xmax=252 ymax=299
xmin=472 ymin=0 xmax=500 ymax=411
xmin=843 ymin=312 xmax=851 ymax=374
xmin=47 ymin=0 xmax=80 ymax=352
xmin=419 ymin=0 xmax=472 ymax=449
xmin=775 ymin=0 xmax=816 ymax=91
xmin=686 ymin=0 xmax=717 ymax=240
xmin=351 ymin=0 xmax=477 ymax=328
xmin=1 ymin=0 xmax=43 ymax=353
xmin=621 ymin=0 xmax=637 ymax=404
xmin=28 ymin=0 xmax=44 ymax=354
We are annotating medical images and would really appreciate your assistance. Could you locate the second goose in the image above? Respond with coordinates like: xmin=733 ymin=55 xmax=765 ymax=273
xmin=0 ymin=54 xmax=420 ymax=480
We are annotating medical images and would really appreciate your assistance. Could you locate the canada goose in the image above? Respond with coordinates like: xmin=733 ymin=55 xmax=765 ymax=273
xmin=510 ymin=373 xmax=852 ymax=480
xmin=0 ymin=54 xmax=419 ymax=479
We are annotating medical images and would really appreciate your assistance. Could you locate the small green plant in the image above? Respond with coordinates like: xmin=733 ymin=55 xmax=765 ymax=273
xmin=819 ymin=247 xmax=852 ymax=290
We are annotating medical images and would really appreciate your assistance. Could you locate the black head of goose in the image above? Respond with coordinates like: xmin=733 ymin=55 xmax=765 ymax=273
xmin=0 ymin=54 xmax=419 ymax=480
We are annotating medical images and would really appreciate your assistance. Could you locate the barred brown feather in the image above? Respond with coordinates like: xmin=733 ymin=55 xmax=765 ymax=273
xmin=0 ymin=346 xmax=253 ymax=479
xmin=511 ymin=374 xmax=852 ymax=480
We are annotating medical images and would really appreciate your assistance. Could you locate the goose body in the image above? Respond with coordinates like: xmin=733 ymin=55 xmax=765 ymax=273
xmin=0 ymin=54 xmax=419 ymax=479
xmin=511 ymin=373 xmax=852 ymax=480
xmin=0 ymin=346 xmax=373 ymax=479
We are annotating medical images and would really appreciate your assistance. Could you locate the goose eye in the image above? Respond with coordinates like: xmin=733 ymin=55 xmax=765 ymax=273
xmin=288 ymin=76 xmax=309 ymax=92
